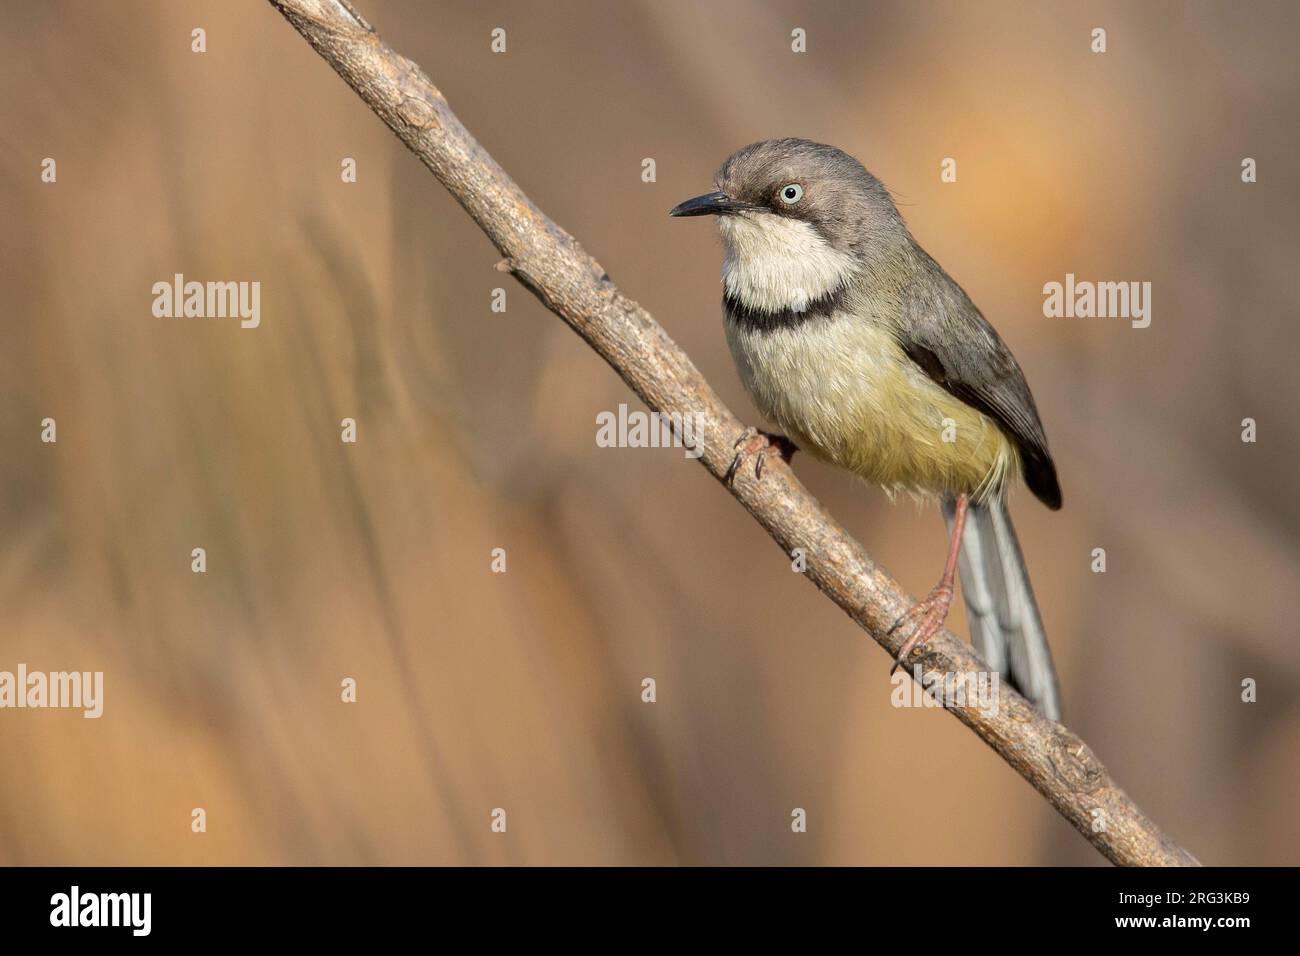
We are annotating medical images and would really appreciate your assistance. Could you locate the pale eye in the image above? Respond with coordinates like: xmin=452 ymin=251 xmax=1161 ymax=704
xmin=778 ymin=183 xmax=803 ymax=204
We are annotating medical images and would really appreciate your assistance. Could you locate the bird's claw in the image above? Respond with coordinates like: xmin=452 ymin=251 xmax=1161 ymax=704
xmin=725 ymin=428 xmax=797 ymax=485
xmin=887 ymin=584 xmax=954 ymax=675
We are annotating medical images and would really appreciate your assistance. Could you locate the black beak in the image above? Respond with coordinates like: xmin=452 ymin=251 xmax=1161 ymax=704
xmin=669 ymin=191 xmax=755 ymax=217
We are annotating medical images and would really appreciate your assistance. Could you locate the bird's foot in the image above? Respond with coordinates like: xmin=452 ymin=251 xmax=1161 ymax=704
xmin=725 ymin=428 xmax=797 ymax=484
xmin=887 ymin=583 xmax=955 ymax=674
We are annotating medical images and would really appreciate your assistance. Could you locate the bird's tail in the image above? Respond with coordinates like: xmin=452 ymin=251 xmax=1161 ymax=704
xmin=942 ymin=495 xmax=1062 ymax=721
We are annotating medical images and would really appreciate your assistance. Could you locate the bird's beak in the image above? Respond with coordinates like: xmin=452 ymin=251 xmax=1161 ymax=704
xmin=669 ymin=191 xmax=755 ymax=217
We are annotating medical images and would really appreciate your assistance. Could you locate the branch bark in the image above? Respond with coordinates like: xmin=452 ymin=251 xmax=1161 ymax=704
xmin=267 ymin=0 xmax=1199 ymax=866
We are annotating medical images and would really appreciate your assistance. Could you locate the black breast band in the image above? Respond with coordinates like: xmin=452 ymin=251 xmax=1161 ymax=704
xmin=723 ymin=283 xmax=848 ymax=332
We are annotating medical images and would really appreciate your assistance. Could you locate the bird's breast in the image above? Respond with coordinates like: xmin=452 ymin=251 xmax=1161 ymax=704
xmin=722 ymin=306 xmax=1016 ymax=501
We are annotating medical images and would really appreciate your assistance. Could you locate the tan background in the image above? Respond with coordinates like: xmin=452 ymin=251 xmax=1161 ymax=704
xmin=1 ymin=0 xmax=1296 ymax=865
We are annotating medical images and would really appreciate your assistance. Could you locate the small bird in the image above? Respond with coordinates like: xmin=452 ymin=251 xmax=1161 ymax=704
xmin=671 ymin=138 xmax=1062 ymax=720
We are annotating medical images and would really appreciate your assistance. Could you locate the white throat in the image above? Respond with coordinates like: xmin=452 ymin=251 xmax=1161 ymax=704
xmin=719 ymin=212 xmax=857 ymax=313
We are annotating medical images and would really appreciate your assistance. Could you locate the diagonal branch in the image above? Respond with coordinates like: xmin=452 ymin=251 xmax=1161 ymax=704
xmin=267 ymin=0 xmax=1198 ymax=866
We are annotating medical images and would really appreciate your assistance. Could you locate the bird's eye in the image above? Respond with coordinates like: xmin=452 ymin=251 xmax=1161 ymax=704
xmin=778 ymin=183 xmax=804 ymax=204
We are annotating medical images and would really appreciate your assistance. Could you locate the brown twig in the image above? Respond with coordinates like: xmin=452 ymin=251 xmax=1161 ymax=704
xmin=267 ymin=0 xmax=1199 ymax=866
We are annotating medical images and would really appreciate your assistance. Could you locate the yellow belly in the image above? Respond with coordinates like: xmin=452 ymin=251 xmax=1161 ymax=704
xmin=725 ymin=313 xmax=1018 ymax=501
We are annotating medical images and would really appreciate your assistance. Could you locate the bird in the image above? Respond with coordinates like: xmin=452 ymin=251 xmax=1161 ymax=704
xmin=670 ymin=138 xmax=1062 ymax=720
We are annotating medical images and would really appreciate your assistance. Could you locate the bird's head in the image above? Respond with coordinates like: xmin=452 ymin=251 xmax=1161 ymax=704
xmin=671 ymin=138 xmax=904 ymax=312
xmin=671 ymin=138 xmax=902 ymax=252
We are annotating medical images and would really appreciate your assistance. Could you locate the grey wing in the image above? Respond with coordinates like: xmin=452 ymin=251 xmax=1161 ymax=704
xmin=897 ymin=248 xmax=1061 ymax=509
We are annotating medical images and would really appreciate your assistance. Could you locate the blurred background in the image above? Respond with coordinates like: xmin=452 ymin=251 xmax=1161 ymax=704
xmin=1 ymin=0 xmax=1296 ymax=865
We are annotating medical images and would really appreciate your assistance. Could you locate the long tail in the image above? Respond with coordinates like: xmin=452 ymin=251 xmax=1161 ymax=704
xmin=942 ymin=496 xmax=1062 ymax=721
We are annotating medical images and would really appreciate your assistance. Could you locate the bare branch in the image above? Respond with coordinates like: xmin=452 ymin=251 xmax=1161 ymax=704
xmin=267 ymin=0 xmax=1199 ymax=866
